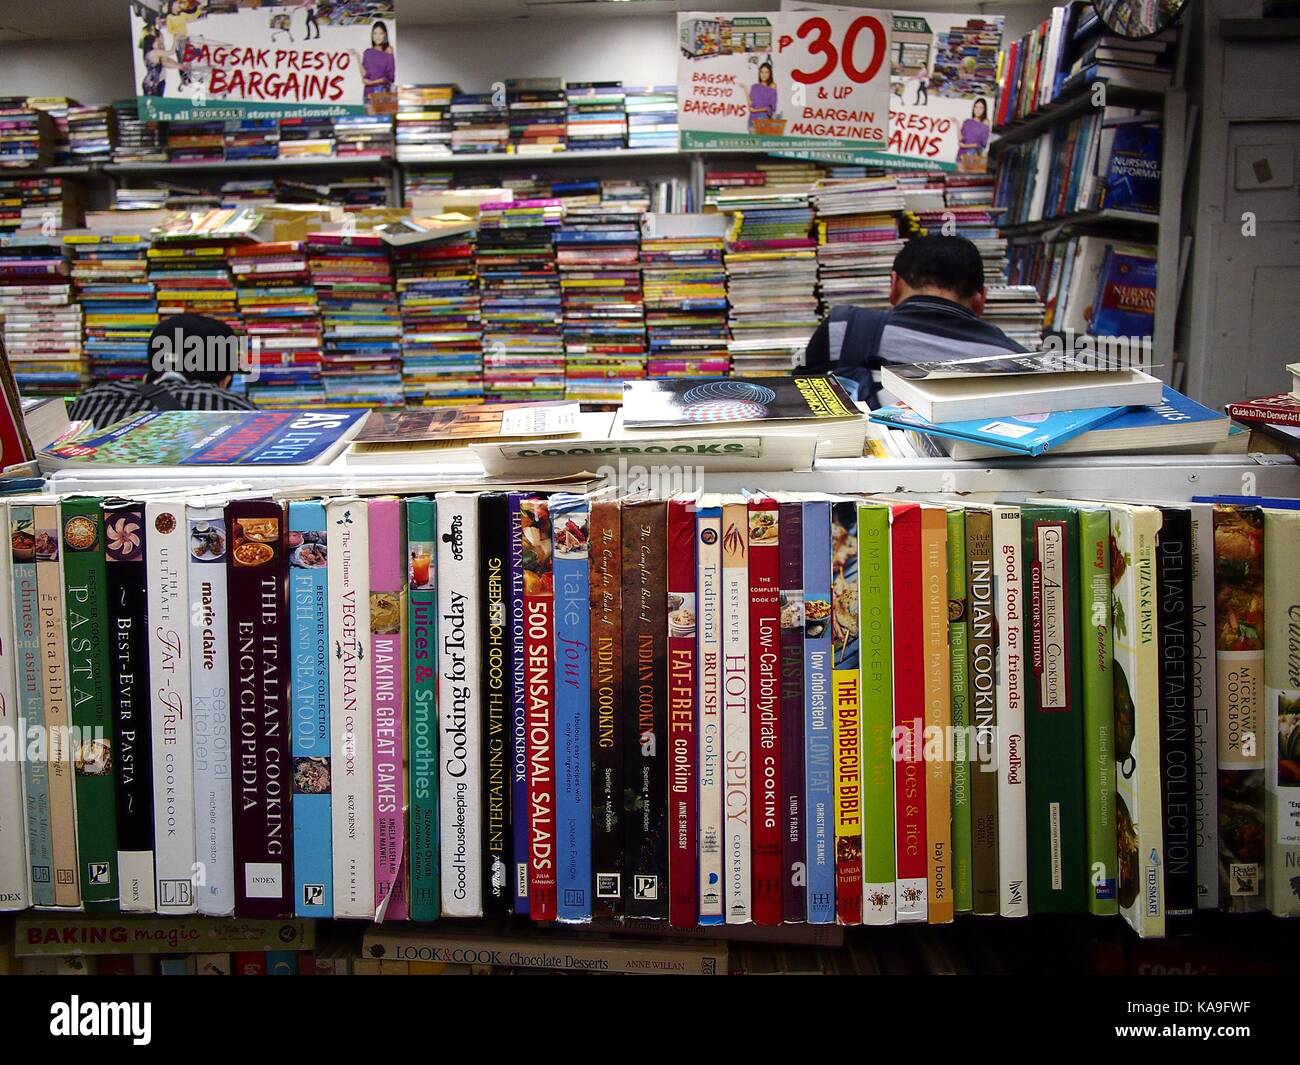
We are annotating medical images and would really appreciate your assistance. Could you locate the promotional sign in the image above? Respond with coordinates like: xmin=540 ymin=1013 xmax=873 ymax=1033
xmin=129 ymin=0 xmax=399 ymax=122
xmin=677 ymin=9 xmax=891 ymax=152
xmin=778 ymin=6 xmax=1004 ymax=172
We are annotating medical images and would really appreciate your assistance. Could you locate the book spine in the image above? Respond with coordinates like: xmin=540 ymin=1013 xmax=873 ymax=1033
xmin=623 ymin=499 xmax=668 ymax=920
xmin=666 ymin=497 xmax=698 ymax=928
xmin=1077 ymin=507 xmax=1118 ymax=916
xmin=508 ymin=494 xmax=531 ymax=916
xmin=858 ymin=504 xmax=894 ymax=926
xmin=437 ymin=494 xmax=483 ymax=918
xmin=891 ymin=504 xmax=927 ymax=923
xmin=920 ymin=508 xmax=952 ymax=924
xmin=325 ymin=499 xmax=374 ymax=919
xmin=225 ymin=500 xmax=292 ymax=918
xmin=1023 ymin=510 xmax=1087 ymax=914
xmin=406 ymin=498 xmax=439 ymax=921
xmin=287 ymin=501 xmax=331 ymax=919
xmin=1156 ymin=508 xmax=1196 ymax=932
xmin=721 ymin=501 xmax=752 ymax=924
xmin=1212 ymin=505 xmax=1265 ymax=914
xmin=370 ymin=498 xmax=408 ymax=922
xmin=965 ymin=510 xmax=998 ymax=916
xmin=778 ymin=501 xmax=805 ymax=923
xmin=59 ymin=498 xmax=118 ymax=909
xmin=145 ymin=500 xmax=195 ymax=915
xmin=589 ymin=498 xmax=623 ymax=918
xmin=946 ymin=508 xmax=972 ymax=915
xmin=801 ymin=501 xmax=834 ymax=925
xmin=0 ymin=510 xmax=29 ymax=911
xmin=479 ymin=493 xmax=513 ymax=917
xmin=993 ymin=506 xmax=1028 ymax=919
xmin=748 ymin=496 xmax=782 ymax=926
xmin=1224 ymin=401 xmax=1300 ymax=426
xmin=1264 ymin=510 xmax=1300 ymax=916
xmin=102 ymin=503 xmax=154 ymax=912
xmin=187 ymin=504 xmax=235 ymax=916
xmin=553 ymin=493 xmax=593 ymax=923
xmin=1186 ymin=506 xmax=1218 ymax=910
xmin=696 ymin=503 xmax=724 ymax=924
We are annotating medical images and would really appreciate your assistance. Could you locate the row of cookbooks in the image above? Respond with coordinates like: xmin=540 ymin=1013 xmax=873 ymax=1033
xmin=1 ymin=478 xmax=1297 ymax=936
xmin=995 ymin=2 xmax=1177 ymax=129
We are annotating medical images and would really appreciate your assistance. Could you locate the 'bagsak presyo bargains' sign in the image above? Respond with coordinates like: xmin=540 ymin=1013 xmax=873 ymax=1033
xmin=677 ymin=9 xmax=892 ymax=152
xmin=129 ymin=0 xmax=399 ymax=121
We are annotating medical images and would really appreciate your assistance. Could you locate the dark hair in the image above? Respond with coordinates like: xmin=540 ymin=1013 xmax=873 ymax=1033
xmin=145 ymin=313 xmax=240 ymax=385
xmin=892 ymin=235 xmax=985 ymax=300
xmin=371 ymin=20 xmax=390 ymax=49
xmin=971 ymin=97 xmax=988 ymax=121
xmin=758 ymin=61 xmax=773 ymax=85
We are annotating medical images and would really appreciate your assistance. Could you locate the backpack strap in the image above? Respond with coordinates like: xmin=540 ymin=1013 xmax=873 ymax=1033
xmin=134 ymin=381 xmax=186 ymax=412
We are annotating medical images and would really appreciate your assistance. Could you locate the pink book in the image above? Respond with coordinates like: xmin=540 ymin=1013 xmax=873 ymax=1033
xmin=369 ymin=498 xmax=409 ymax=922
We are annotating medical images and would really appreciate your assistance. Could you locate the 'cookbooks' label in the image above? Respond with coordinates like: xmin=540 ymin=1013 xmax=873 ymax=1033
xmin=1218 ymin=651 xmax=1264 ymax=771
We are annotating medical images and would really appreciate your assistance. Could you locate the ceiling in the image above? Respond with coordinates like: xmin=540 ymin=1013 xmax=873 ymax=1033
xmin=0 ymin=0 xmax=1039 ymax=42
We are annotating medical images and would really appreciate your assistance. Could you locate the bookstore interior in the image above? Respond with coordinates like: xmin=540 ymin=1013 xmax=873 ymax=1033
xmin=0 ymin=0 xmax=1297 ymax=997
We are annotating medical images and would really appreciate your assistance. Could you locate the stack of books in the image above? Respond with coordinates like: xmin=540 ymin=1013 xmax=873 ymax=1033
xmin=641 ymin=227 xmax=729 ymax=378
xmin=218 ymin=179 xmax=278 ymax=208
xmin=554 ymin=192 xmax=646 ymax=402
xmin=1226 ymin=378 xmax=1300 ymax=459
xmin=148 ymin=210 xmax=257 ymax=335
xmin=66 ymin=105 xmax=115 ymax=163
xmin=450 ymin=92 xmax=509 ymax=154
xmin=476 ymin=198 xmax=566 ymax=400
xmin=165 ymin=121 xmax=225 ymax=164
xmin=0 ymin=99 xmax=53 ymax=168
xmin=394 ymin=84 xmax=457 ymax=161
xmin=308 ymin=231 xmax=404 ymax=407
xmin=812 ymin=176 xmax=907 ymax=242
xmin=65 ymin=233 xmax=158 ymax=383
xmin=275 ymin=176 xmax=389 ymax=212
xmin=229 ymin=241 xmax=325 ymax=408
xmin=506 ymin=79 xmax=568 ymax=155
xmin=111 ymin=98 xmax=166 ymax=163
xmin=0 ymin=233 xmax=82 ymax=394
xmin=278 ymin=116 xmax=335 ymax=159
xmin=564 ymin=82 xmax=627 ymax=151
xmin=0 ymin=175 xmax=64 ymax=234
xmin=981 ymin=284 xmax=1047 ymax=349
xmin=222 ymin=119 xmax=280 ymax=162
xmin=624 ymin=85 xmax=678 ymax=149
xmin=333 ymin=114 xmax=394 ymax=159
xmin=945 ymin=172 xmax=997 ymax=208
xmin=816 ymin=236 xmax=906 ymax=311
xmin=25 ymin=97 xmax=74 ymax=166
xmin=392 ymin=229 xmax=484 ymax=406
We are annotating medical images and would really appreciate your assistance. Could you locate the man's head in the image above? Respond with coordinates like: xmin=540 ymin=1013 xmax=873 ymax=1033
xmin=890 ymin=235 xmax=987 ymax=315
xmin=145 ymin=313 xmax=242 ymax=388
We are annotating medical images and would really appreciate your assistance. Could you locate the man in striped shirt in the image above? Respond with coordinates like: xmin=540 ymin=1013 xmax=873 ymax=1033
xmin=802 ymin=235 xmax=1027 ymax=408
xmin=70 ymin=313 xmax=256 ymax=428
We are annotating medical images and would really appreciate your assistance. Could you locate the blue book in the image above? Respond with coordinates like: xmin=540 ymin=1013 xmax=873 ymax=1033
xmin=695 ymin=499 xmax=725 ymax=926
xmin=507 ymin=492 xmax=532 ymax=915
xmin=1103 ymin=122 xmax=1162 ymax=214
xmin=288 ymin=501 xmax=333 ymax=918
xmin=551 ymin=492 xmax=593 ymax=922
xmin=802 ymin=499 xmax=836 ymax=925
xmin=265 ymin=951 xmax=298 ymax=975
xmin=872 ymin=403 xmax=1125 ymax=457
xmin=1090 ymin=245 xmax=1157 ymax=337
xmin=1191 ymin=496 xmax=1300 ymax=509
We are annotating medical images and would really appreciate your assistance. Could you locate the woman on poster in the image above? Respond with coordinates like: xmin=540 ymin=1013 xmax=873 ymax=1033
xmin=359 ymin=20 xmax=396 ymax=98
xmin=748 ymin=61 xmax=777 ymax=132
xmin=957 ymin=97 xmax=991 ymax=169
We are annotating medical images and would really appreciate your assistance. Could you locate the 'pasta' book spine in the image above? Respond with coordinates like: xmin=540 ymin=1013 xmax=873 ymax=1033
xmin=721 ymin=500 xmax=752 ymax=924
xmin=102 ymin=501 xmax=154 ymax=913
xmin=60 ymin=496 xmax=118 ymax=909
xmin=589 ymin=497 xmax=623 ymax=917
xmin=145 ymin=499 xmax=196 ymax=915
xmin=802 ymin=500 xmax=835 ymax=925
xmin=696 ymin=501 xmax=725 ymax=924
xmin=479 ymin=493 xmax=513 ymax=916
xmin=187 ymin=503 xmax=235 ymax=916
xmin=553 ymin=492 xmax=593 ymax=923
xmin=406 ymin=498 xmax=439 ymax=921
xmin=325 ymin=498 xmax=374 ymax=919
xmin=666 ymin=496 xmax=698 ymax=928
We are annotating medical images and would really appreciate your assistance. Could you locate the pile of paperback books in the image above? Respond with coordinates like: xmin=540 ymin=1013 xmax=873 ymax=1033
xmin=65 ymin=232 xmax=158 ymax=383
xmin=640 ymin=225 xmax=729 ymax=378
xmin=0 ymin=233 xmax=83 ymax=394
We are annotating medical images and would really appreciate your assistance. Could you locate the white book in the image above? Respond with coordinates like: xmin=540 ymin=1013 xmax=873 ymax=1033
xmin=145 ymin=500 xmax=198 ymax=914
xmin=992 ymin=505 xmax=1028 ymax=918
xmin=1263 ymin=509 xmax=1300 ymax=918
xmin=0 ymin=517 xmax=31 ymax=911
xmin=325 ymin=498 xmax=374 ymax=919
xmin=186 ymin=503 xmax=235 ymax=915
xmin=436 ymin=492 xmax=483 ymax=916
xmin=720 ymin=497 xmax=752 ymax=924
xmin=695 ymin=498 xmax=724 ymax=923
xmin=1059 ymin=236 xmax=1111 ymax=335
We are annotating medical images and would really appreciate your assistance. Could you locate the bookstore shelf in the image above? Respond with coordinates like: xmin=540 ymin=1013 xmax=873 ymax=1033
xmin=991 ymin=83 xmax=1167 ymax=151
xmin=400 ymin=147 xmax=691 ymax=166
xmin=104 ymin=157 xmax=399 ymax=175
xmin=998 ymin=208 xmax=1159 ymax=237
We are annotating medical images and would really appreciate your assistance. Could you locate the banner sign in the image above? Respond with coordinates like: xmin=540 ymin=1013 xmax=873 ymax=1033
xmin=129 ymin=0 xmax=399 ymax=122
xmin=676 ymin=9 xmax=892 ymax=153
xmin=777 ymin=6 xmax=1005 ymax=172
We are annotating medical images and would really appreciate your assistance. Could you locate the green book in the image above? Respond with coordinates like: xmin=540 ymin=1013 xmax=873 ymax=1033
xmin=1076 ymin=505 xmax=1119 ymax=916
xmin=857 ymin=503 xmax=896 ymax=925
xmin=946 ymin=507 xmax=972 ymax=914
xmin=1020 ymin=504 xmax=1088 ymax=913
xmin=406 ymin=497 xmax=439 ymax=921
xmin=60 ymin=496 xmax=119 ymax=910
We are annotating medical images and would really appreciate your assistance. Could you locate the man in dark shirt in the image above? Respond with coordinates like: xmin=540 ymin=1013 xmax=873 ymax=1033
xmin=70 ymin=313 xmax=256 ymax=428
xmin=802 ymin=234 xmax=1027 ymax=408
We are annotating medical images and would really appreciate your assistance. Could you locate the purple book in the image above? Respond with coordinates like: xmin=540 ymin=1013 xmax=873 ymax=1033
xmin=778 ymin=501 xmax=806 ymax=923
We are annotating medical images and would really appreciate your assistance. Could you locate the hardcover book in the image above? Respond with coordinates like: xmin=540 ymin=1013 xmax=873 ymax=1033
xmin=920 ymin=506 xmax=953 ymax=924
xmin=508 ymin=493 xmax=536 ymax=916
xmin=666 ymin=497 xmax=698 ymax=927
xmin=992 ymin=505 xmax=1028 ymax=918
xmin=777 ymin=499 xmax=805 ymax=924
xmin=589 ymin=496 xmax=624 ymax=918
xmin=1263 ymin=508 xmax=1300 ymax=917
xmin=406 ymin=498 xmax=439 ymax=921
xmin=478 ymin=493 xmax=513 ymax=917
xmin=0 ymin=509 xmax=29 ymax=911
xmin=696 ymin=498 xmax=725 ymax=924
xmin=964 ymin=508 xmax=999 ymax=916
xmin=721 ymin=498 xmax=753 ymax=924
xmin=802 ymin=499 xmax=835 ymax=925
xmin=946 ymin=508 xmax=972 ymax=915
xmin=748 ymin=494 xmax=782 ymax=926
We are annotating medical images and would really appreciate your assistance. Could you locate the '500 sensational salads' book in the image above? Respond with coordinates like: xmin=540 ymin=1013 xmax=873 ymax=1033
xmin=39 ymin=409 xmax=369 ymax=469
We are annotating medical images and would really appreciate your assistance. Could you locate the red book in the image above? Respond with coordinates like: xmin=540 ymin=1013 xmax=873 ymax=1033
xmin=747 ymin=495 xmax=782 ymax=926
xmin=1224 ymin=392 xmax=1300 ymax=427
xmin=233 ymin=952 xmax=267 ymax=975
xmin=522 ymin=498 xmax=558 ymax=921
xmin=667 ymin=497 xmax=698 ymax=927
xmin=889 ymin=502 xmax=928 ymax=922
